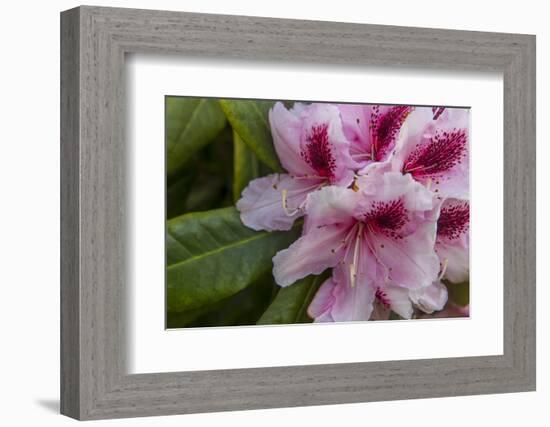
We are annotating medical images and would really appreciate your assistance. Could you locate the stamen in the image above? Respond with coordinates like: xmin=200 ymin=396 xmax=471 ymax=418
xmin=363 ymin=226 xmax=392 ymax=280
xmin=349 ymin=223 xmax=364 ymax=288
xmin=281 ymin=189 xmax=301 ymax=217
xmin=283 ymin=182 xmax=324 ymax=195
xmin=353 ymin=153 xmax=373 ymax=160
xmin=352 ymin=177 xmax=360 ymax=192
xmin=334 ymin=223 xmax=360 ymax=258
xmin=438 ymin=258 xmax=448 ymax=280
xmin=292 ymin=174 xmax=328 ymax=180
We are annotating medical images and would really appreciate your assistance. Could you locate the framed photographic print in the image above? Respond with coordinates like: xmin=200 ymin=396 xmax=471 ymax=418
xmin=61 ymin=6 xmax=536 ymax=420
xmin=164 ymin=97 xmax=470 ymax=330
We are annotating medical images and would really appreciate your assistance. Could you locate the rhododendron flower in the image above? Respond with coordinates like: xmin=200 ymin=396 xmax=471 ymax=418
xmin=308 ymin=264 xmax=449 ymax=322
xmin=339 ymin=104 xmax=413 ymax=173
xmin=273 ymin=171 xmax=440 ymax=321
xmin=308 ymin=274 xmax=417 ymax=322
xmin=369 ymin=278 xmax=448 ymax=320
xmin=237 ymin=102 xmax=358 ymax=231
xmin=435 ymin=198 xmax=470 ymax=283
xmin=391 ymin=108 xmax=469 ymax=200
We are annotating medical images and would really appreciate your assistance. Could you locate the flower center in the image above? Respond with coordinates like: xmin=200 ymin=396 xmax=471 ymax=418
xmin=332 ymin=199 xmax=408 ymax=288
xmin=370 ymin=106 xmax=413 ymax=161
xmin=437 ymin=201 xmax=469 ymax=240
xmin=301 ymin=124 xmax=336 ymax=180
xmin=363 ymin=199 xmax=407 ymax=239
xmin=402 ymin=129 xmax=467 ymax=178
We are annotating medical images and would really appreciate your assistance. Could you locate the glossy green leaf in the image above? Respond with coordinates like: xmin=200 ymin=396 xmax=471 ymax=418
xmin=232 ymin=131 xmax=261 ymax=202
xmin=445 ymin=280 xmax=469 ymax=307
xmin=167 ymin=126 xmax=234 ymax=218
xmin=257 ymin=272 xmax=329 ymax=325
xmin=167 ymin=207 xmax=300 ymax=312
xmin=166 ymin=97 xmax=226 ymax=177
xmin=219 ymin=99 xmax=282 ymax=171
xmin=166 ymin=168 xmax=198 ymax=219
xmin=168 ymin=273 xmax=278 ymax=328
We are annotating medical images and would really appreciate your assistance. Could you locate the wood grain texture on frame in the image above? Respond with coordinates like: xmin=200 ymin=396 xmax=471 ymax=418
xmin=60 ymin=5 xmax=536 ymax=420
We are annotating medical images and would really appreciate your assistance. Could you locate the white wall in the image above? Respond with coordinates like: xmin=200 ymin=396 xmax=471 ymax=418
xmin=0 ymin=0 xmax=547 ymax=425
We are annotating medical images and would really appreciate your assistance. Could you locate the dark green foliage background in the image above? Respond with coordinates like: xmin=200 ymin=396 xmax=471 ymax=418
xmin=165 ymin=96 xmax=469 ymax=329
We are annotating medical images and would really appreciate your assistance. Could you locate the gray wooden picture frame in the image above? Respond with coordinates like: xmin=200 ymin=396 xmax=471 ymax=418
xmin=60 ymin=5 xmax=536 ymax=421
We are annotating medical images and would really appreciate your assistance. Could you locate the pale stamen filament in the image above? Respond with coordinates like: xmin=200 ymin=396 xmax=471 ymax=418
xmin=281 ymin=189 xmax=301 ymax=217
xmin=405 ymin=162 xmax=445 ymax=174
xmin=337 ymin=223 xmax=360 ymax=260
xmin=352 ymin=177 xmax=360 ymax=192
xmin=280 ymin=183 xmax=323 ymax=217
xmin=403 ymin=164 xmax=425 ymax=173
xmin=283 ymin=183 xmax=323 ymax=195
xmin=292 ymin=175 xmax=328 ymax=180
xmin=438 ymin=258 xmax=448 ymax=281
xmin=426 ymin=177 xmax=432 ymax=191
xmin=350 ymin=223 xmax=364 ymax=288
xmin=353 ymin=153 xmax=373 ymax=160
xmin=364 ymin=223 xmax=392 ymax=280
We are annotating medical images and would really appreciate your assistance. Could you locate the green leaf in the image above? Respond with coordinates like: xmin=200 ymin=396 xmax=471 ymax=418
xmin=168 ymin=273 xmax=278 ymax=329
xmin=167 ymin=207 xmax=300 ymax=312
xmin=167 ymin=126 xmax=234 ymax=218
xmin=257 ymin=271 xmax=329 ymax=325
xmin=389 ymin=311 xmax=403 ymax=320
xmin=219 ymin=99 xmax=282 ymax=172
xmin=232 ymin=131 xmax=261 ymax=202
xmin=166 ymin=97 xmax=226 ymax=177
xmin=181 ymin=175 xmax=227 ymax=213
xmin=445 ymin=280 xmax=469 ymax=307
xmin=166 ymin=167 xmax=198 ymax=219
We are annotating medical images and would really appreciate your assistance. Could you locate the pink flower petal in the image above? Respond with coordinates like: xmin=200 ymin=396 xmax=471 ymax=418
xmin=330 ymin=264 xmax=376 ymax=321
xmin=356 ymin=171 xmax=436 ymax=226
xmin=319 ymin=231 xmax=377 ymax=322
xmin=340 ymin=104 xmax=413 ymax=169
xmin=367 ymin=221 xmax=440 ymax=288
xmin=384 ymin=285 xmax=414 ymax=319
xmin=409 ymin=280 xmax=449 ymax=314
xmin=303 ymin=185 xmax=359 ymax=233
xmin=435 ymin=198 xmax=469 ymax=283
xmin=236 ymin=173 xmax=324 ymax=231
xmin=436 ymin=242 xmax=469 ymax=283
xmin=354 ymin=172 xmax=440 ymax=287
xmin=272 ymin=223 xmax=348 ymax=287
xmin=372 ymin=283 xmax=413 ymax=320
xmin=392 ymin=107 xmax=470 ymax=200
xmin=308 ymin=267 xmax=376 ymax=322
xmin=339 ymin=104 xmax=373 ymax=169
xmin=307 ymin=276 xmax=337 ymax=321
xmin=269 ymin=102 xmax=316 ymax=176
xmin=298 ymin=103 xmax=358 ymax=186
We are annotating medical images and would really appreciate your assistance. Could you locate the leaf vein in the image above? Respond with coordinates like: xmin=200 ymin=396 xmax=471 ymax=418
xmin=167 ymin=231 xmax=271 ymax=271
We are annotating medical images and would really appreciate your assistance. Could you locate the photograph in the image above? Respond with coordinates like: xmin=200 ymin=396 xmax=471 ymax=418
xmin=165 ymin=97 xmax=470 ymax=329
xmin=53 ymin=4 xmax=537 ymax=421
